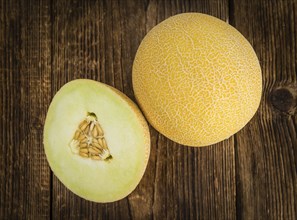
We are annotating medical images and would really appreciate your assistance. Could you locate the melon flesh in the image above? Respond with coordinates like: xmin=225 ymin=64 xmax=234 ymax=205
xmin=132 ymin=13 xmax=262 ymax=147
xmin=44 ymin=79 xmax=150 ymax=202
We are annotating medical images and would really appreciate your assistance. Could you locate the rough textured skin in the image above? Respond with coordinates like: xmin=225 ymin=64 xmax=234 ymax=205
xmin=132 ymin=13 xmax=262 ymax=147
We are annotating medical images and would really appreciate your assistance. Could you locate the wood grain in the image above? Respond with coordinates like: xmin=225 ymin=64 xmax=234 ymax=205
xmin=0 ymin=0 xmax=51 ymax=219
xmin=0 ymin=0 xmax=296 ymax=219
xmin=231 ymin=0 xmax=297 ymax=219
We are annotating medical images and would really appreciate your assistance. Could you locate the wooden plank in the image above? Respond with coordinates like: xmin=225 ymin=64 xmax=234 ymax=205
xmin=143 ymin=1 xmax=236 ymax=219
xmin=231 ymin=0 xmax=297 ymax=219
xmin=51 ymin=0 xmax=236 ymax=219
xmin=0 ymin=0 xmax=52 ymax=219
xmin=51 ymin=1 xmax=132 ymax=219
xmin=0 ymin=0 xmax=295 ymax=219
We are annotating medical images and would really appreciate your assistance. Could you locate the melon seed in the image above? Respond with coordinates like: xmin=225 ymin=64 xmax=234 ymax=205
xmin=69 ymin=113 xmax=112 ymax=161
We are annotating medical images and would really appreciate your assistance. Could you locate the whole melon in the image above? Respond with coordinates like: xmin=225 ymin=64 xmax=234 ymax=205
xmin=132 ymin=13 xmax=262 ymax=147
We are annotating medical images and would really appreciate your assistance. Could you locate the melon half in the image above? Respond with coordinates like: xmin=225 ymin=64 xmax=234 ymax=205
xmin=132 ymin=13 xmax=262 ymax=147
xmin=44 ymin=79 xmax=150 ymax=202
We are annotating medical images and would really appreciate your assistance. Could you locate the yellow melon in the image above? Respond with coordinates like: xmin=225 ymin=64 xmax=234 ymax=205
xmin=132 ymin=13 xmax=262 ymax=147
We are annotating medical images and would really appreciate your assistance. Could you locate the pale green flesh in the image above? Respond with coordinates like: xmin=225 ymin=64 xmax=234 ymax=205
xmin=44 ymin=80 xmax=150 ymax=202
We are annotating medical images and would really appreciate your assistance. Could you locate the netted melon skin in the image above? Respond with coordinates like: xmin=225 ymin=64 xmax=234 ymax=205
xmin=133 ymin=13 xmax=262 ymax=147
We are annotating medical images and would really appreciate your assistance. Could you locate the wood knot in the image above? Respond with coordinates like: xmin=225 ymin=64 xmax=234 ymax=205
xmin=270 ymin=87 xmax=296 ymax=115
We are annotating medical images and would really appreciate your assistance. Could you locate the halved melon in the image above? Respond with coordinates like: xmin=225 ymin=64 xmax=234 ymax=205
xmin=44 ymin=79 xmax=150 ymax=203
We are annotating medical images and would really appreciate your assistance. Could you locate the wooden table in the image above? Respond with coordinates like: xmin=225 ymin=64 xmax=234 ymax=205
xmin=1 ymin=0 xmax=296 ymax=219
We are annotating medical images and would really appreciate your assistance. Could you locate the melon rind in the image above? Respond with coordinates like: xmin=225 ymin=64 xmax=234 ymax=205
xmin=132 ymin=13 xmax=262 ymax=147
xmin=44 ymin=79 xmax=150 ymax=202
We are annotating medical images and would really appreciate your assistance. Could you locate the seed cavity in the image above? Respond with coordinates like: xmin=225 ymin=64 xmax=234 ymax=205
xmin=69 ymin=112 xmax=112 ymax=161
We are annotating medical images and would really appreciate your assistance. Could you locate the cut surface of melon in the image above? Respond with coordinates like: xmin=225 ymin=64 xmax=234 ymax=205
xmin=132 ymin=13 xmax=262 ymax=147
xmin=44 ymin=79 xmax=150 ymax=202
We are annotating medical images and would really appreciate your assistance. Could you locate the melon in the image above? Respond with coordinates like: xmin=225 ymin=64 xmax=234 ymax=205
xmin=132 ymin=13 xmax=262 ymax=147
xmin=44 ymin=79 xmax=150 ymax=202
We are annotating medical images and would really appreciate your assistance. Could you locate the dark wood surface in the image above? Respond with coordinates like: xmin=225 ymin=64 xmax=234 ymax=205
xmin=0 ymin=0 xmax=296 ymax=219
